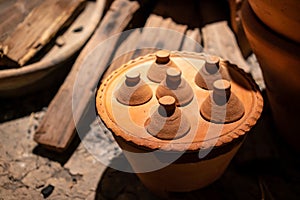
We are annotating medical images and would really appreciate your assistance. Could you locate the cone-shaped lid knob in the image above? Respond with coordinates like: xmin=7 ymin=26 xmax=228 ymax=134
xmin=158 ymin=95 xmax=176 ymax=117
xmin=156 ymin=68 xmax=193 ymax=106
xmin=145 ymin=96 xmax=190 ymax=140
xmin=156 ymin=50 xmax=170 ymax=64
xmin=200 ymin=79 xmax=245 ymax=123
xmin=195 ymin=55 xmax=230 ymax=90
xmin=205 ymin=55 xmax=220 ymax=74
xmin=115 ymin=71 xmax=152 ymax=106
xmin=147 ymin=50 xmax=178 ymax=83
xmin=125 ymin=70 xmax=140 ymax=85
xmin=213 ymin=79 xmax=231 ymax=105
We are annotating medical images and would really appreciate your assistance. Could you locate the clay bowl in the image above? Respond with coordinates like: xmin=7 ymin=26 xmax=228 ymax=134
xmin=96 ymin=51 xmax=263 ymax=196
xmin=248 ymin=0 xmax=300 ymax=43
xmin=241 ymin=1 xmax=300 ymax=152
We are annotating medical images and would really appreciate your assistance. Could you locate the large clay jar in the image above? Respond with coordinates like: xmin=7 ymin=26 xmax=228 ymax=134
xmin=248 ymin=0 xmax=300 ymax=43
xmin=96 ymin=51 xmax=263 ymax=196
xmin=241 ymin=2 xmax=300 ymax=152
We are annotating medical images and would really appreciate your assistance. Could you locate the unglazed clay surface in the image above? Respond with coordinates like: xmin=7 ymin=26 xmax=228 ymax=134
xmin=156 ymin=68 xmax=194 ymax=106
xmin=145 ymin=96 xmax=190 ymax=139
xmin=194 ymin=55 xmax=230 ymax=90
xmin=115 ymin=71 xmax=152 ymax=105
xmin=242 ymin=2 xmax=300 ymax=152
xmin=147 ymin=50 xmax=179 ymax=83
xmin=200 ymin=79 xmax=245 ymax=123
xmin=96 ymin=51 xmax=263 ymax=152
xmin=96 ymin=51 xmax=263 ymax=193
xmin=248 ymin=0 xmax=300 ymax=43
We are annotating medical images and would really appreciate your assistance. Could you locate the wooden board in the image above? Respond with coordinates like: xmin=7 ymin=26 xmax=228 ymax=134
xmin=0 ymin=0 xmax=86 ymax=67
xmin=201 ymin=21 xmax=250 ymax=72
xmin=0 ymin=0 xmax=105 ymax=97
xmin=180 ymin=28 xmax=202 ymax=52
xmin=0 ymin=0 xmax=43 ymax=43
xmin=34 ymin=0 xmax=140 ymax=152
xmin=104 ymin=14 xmax=202 ymax=78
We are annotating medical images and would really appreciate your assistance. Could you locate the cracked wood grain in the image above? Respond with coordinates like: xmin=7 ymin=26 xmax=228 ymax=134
xmin=34 ymin=0 xmax=140 ymax=152
xmin=0 ymin=0 xmax=86 ymax=67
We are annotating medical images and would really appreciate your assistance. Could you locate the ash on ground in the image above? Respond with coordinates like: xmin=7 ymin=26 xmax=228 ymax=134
xmin=82 ymin=118 xmax=122 ymax=166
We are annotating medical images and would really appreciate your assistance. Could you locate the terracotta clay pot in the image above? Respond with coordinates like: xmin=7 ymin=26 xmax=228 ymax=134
xmin=96 ymin=51 xmax=263 ymax=196
xmin=241 ymin=2 xmax=300 ymax=152
xmin=248 ymin=0 xmax=300 ymax=43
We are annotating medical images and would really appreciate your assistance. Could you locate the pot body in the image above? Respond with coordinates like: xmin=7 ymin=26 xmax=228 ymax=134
xmin=248 ymin=0 xmax=300 ymax=43
xmin=242 ymin=2 xmax=300 ymax=152
xmin=114 ymin=135 xmax=243 ymax=196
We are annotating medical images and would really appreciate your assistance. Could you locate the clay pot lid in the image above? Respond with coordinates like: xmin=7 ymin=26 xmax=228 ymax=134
xmin=147 ymin=50 xmax=179 ymax=83
xmin=195 ymin=55 xmax=231 ymax=90
xmin=156 ymin=68 xmax=194 ymax=106
xmin=96 ymin=51 xmax=263 ymax=152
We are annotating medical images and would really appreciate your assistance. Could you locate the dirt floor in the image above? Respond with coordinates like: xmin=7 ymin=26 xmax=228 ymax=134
xmin=0 ymin=112 xmax=105 ymax=199
xmin=1 ymin=92 xmax=300 ymax=199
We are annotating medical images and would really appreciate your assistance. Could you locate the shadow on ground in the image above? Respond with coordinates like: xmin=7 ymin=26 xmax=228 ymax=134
xmin=94 ymin=92 xmax=300 ymax=200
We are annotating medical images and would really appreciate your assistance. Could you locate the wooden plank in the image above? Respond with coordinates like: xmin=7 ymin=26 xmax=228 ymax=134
xmin=246 ymin=54 xmax=265 ymax=90
xmin=0 ymin=0 xmax=86 ymax=67
xmin=201 ymin=21 xmax=250 ymax=72
xmin=180 ymin=28 xmax=202 ymax=52
xmin=140 ymin=14 xmax=188 ymax=51
xmin=44 ymin=0 xmax=103 ymax=59
xmin=34 ymin=0 xmax=140 ymax=152
xmin=0 ymin=0 xmax=43 ymax=42
xmin=104 ymin=14 xmax=189 ymax=78
xmin=0 ymin=0 xmax=105 ymax=97
xmin=131 ymin=14 xmax=187 ymax=58
xmin=103 ymin=29 xmax=142 ymax=79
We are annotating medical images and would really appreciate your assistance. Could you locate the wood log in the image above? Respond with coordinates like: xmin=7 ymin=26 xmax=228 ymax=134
xmin=34 ymin=0 xmax=140 ymax=152
xmin=0 ymin=0 xmax=86 ymax=67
